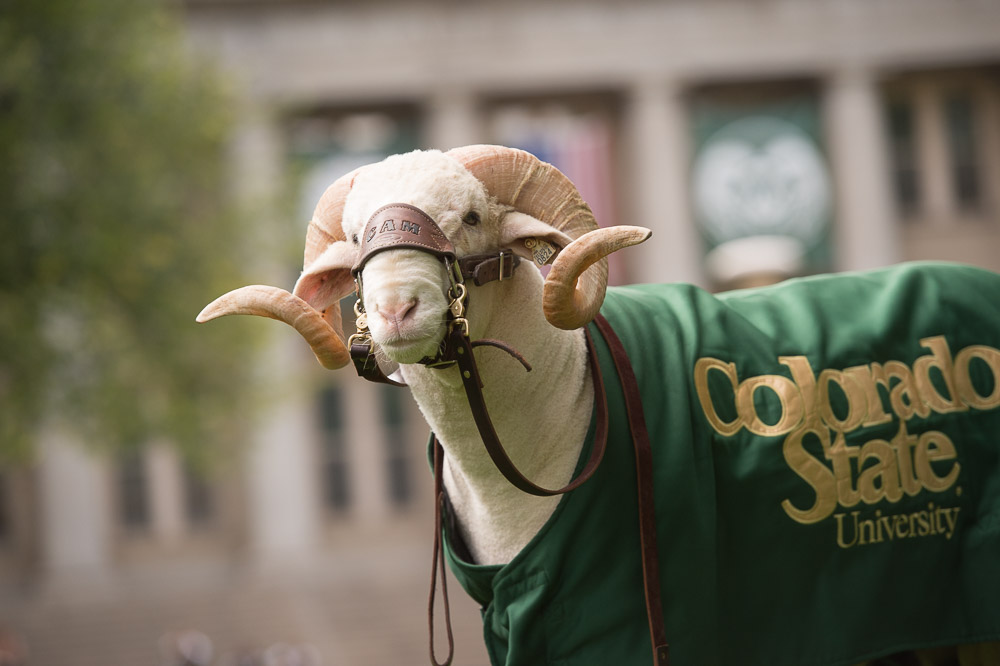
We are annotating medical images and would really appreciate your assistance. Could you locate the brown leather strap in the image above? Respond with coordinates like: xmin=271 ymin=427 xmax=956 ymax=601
xmin=593 ymin=315 xmax=670 ymax=666
xmin=353 ymin=203 xmax=456 ymax=276
xmin=457 ymin=250 xmax=520 ymax=286
xmin=347 ymin=334 xmax=532 ymax=388
xmin=450 ymin=323 xmax=610 ymax=496
xmin=349 ymin=341 xmax=407 ymax=386
xmin=469 ymin=339 xmax=531 ymax=372
xmin=351 ymin=203 xmax=521 ymax=285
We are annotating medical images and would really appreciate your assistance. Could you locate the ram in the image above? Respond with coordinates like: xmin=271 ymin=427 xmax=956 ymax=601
xmin=199 ymin=145 xmax=1000 ymax=666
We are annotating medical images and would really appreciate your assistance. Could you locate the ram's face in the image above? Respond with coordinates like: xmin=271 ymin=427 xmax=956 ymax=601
xmin=342 ymin=152 xmax=498 ymax=364
xmin=197 ymin=145 xmax=649 ymax=373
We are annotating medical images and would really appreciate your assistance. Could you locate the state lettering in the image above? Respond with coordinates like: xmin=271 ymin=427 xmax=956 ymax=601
xmin=782 ymin=421 xmax=960 ymax=524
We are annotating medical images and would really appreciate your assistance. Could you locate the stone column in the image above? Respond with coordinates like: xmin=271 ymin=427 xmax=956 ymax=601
xmin=624 ymin=79 xmax=706 ymax=287
xmin=231 ymin=109 xmax=323 ymax=569
xmin=247 ymin=375 xmax=321 ymax=567
xmin=426 ymin=89 xmax=483 ymax=150
xmin=343 ymin=380 xmax=390 ymax=528
xmin=147 ymin=442 xmax=184 ymax=549
xmin=824 ymin=67 xmax=901 ymax=271
xmin=38 ymin=429 xmax=113 ymax=596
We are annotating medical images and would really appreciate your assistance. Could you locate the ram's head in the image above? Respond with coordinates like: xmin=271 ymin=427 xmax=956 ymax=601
xmin=197 ymin=145 xmax=650 ymax=369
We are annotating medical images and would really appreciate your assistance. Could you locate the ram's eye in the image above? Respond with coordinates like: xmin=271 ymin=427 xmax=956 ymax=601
xmin=352 ymin=234 xmax=359 ymax=245
xmin=462 ymin=211 xmax=481 ymax=226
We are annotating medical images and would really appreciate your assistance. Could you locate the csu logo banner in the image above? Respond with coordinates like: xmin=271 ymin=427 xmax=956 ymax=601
xmin=691 ymin=97 xmax=834 ymax=279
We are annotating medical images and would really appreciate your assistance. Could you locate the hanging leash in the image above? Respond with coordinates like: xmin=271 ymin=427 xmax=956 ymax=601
xmin=429 ymin=442 xmax=455 ymax=666
xmin=594 ymin=315 xmax=671 ymax=666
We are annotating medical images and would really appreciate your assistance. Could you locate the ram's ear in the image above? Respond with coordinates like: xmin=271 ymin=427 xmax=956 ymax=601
xmin=498 ymin=211 xmax=575 ymax=267
xmin=292 ymin=240 xmax=357 ymax=312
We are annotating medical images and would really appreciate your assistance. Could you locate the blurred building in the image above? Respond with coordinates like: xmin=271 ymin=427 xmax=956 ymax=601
xmin=2 ymin=1 xmax=999 ymax=664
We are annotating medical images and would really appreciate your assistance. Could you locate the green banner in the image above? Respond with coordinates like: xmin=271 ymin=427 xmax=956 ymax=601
xmin=691 ymin=97 xmax=833 ymax=283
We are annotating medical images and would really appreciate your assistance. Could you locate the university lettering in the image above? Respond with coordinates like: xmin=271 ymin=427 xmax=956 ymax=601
xmin=834 ymin=503 xmax=961 ymax=549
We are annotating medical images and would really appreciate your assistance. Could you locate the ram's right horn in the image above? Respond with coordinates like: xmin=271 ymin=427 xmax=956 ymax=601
xmin=448 ymin=144 xmax=650 ymax=329
xmin=543 ymin=226 xmax=653 ymax=330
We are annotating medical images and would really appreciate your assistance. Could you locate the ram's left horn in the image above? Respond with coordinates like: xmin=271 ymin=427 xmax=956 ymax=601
xmin=542 ymin=226 xmax=653 ymax=330
xmin=197 ymin=285 xmax=351 ymax=370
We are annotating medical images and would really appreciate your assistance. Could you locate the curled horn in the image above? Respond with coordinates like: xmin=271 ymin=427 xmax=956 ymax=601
xmin=446 ymin=145 xmax=649 ymax=329
xmin=195 ymin=168 xmax=364 ymax=370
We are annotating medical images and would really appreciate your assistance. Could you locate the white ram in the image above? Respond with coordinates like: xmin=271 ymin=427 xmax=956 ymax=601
xmin=199 ymin=145 xmax=1000 ymax=666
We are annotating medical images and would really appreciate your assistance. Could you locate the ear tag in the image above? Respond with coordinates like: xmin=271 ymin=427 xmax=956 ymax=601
xmin=524 ymin=238 xmax=557 ymax=266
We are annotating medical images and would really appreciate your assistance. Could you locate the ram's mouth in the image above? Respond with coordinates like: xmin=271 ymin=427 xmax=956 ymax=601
xmin=375 ymin=331 xmax=445 ymax=365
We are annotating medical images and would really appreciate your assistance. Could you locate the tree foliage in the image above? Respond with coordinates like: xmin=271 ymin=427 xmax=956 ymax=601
xmin=0 ymin=0 xmax=265 ymax=461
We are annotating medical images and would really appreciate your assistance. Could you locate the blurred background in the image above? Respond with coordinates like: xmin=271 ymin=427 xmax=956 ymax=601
xmin=1 ymin=0 xmax=999 ymax=664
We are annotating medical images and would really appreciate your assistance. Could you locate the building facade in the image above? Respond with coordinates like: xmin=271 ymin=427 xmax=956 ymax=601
xmin=2 ymin=1 xmax=999 ymax=664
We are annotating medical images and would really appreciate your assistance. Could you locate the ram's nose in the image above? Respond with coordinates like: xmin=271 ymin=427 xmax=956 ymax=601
xmin=377 ymin=298 xmax=418 ymax=332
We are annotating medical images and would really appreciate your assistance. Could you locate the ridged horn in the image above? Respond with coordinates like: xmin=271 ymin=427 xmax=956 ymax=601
xmin=294 ymin=166 xmax=365 ymax=354
xmin=304 ymin=167 xmax=361 ymax=266
xmin=543 ymin=226 xmax=653 ymax=329
xmin=446 ymin=144 xmax=616 ymax=329
xmin=196 ymin=285 xmax=350 ymax=370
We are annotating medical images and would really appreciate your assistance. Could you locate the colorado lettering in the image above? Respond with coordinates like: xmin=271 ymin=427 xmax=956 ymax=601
xmin=693 ymin=336 xmax=1000 ymax=546
xmin=694 ymin=337 xmax=1000 ymax=438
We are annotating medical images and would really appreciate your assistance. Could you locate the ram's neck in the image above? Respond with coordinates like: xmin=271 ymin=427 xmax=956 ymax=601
xmin=399 ymin=266 xmax=593 ymax=565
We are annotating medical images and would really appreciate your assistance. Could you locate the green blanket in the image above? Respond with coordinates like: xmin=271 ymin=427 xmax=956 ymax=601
xmin=440 ymin=262 xmax=1000 ymax=665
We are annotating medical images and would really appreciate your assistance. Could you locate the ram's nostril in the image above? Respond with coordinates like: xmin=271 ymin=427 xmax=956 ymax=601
xmin=398 ymin=300 xmax=417 ymax=322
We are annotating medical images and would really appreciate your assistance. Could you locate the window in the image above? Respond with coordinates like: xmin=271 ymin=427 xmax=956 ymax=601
xmin=288 ymin=106 xmax=422 ymax=336
xmin=380 ymin=386 xmax=412 ymax=508
xmin=118 ymin=450 xmax=150 ymax=531
xmin=486 ymin=94 xmax=628 ymax=284
xmin=183 ymin=464 xmax=214 ymax=528
xmin=886 ymin=99 xmax=921 ymax=217
xmin=882 ymin=68 xmax=997 ymax=223
xmin=944 ymin=92 xmax=982 ymax=212
xmin=318 ymin=386 xmax=351 ymax=512
xmin=0 ymin=473 xmax=8 ymax=542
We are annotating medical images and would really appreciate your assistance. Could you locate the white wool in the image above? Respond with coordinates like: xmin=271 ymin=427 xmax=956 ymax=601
xmin=350 ymin=150 xmax=592 ymax=565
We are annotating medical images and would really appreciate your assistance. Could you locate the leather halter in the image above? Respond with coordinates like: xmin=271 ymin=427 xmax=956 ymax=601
xmin=348 ymin=203 xmax=521 ymax=386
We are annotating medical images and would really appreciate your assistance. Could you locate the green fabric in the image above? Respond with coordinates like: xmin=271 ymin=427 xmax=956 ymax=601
xmin=438 ymin=262 xmax=1000 ymax=665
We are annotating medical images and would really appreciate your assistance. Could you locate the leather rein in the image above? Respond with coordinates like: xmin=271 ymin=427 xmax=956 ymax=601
xmin=347 ymin=203 xmax=669 ymax=666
